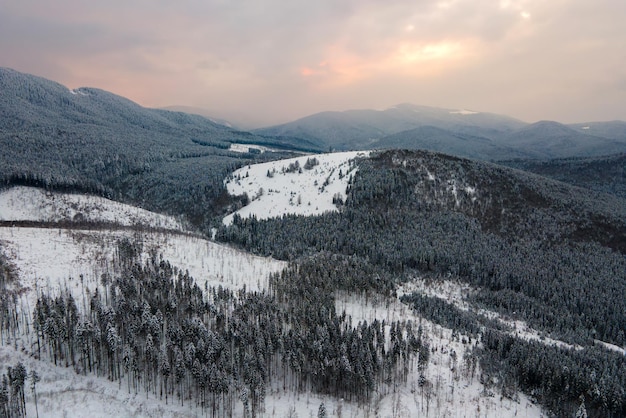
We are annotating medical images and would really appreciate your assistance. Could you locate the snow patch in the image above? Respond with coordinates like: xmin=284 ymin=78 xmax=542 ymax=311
xmin=0 ymin=186 xmax=185 ymax=231
xmin=450 ymin=109 xmax=479 ymax=115
xmin=68 ymin=88 xmax=89 ymax=96
xmin=398 ymin=278 xmax=581 ymax=351
xmin=229 ymin=143 xmax=267 ymax=154
xmin=223 ymin=151 xmax=370 ymax=225
xmin=594 ymin=339 xmax=625 ymax=355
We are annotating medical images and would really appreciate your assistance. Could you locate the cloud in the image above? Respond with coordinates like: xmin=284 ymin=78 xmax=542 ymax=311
xmin=0 ymin=0 xmax=625 ymax=124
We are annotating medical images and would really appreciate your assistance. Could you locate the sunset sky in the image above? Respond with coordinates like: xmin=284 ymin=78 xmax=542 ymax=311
xmin=1 ymin=0 xmax=625 ymax=127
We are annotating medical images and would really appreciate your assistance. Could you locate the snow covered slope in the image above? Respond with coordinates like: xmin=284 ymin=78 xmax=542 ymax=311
xmin=223 ymin=151 xmax=370 ymax=224
xmin=0 ymin=181 xmax=545 ymax=417
xmin=0 ymin=226 xmax=543 ymax=417
xmin=0 ymin=186 xmax=185 ymax=230
xmin=335 ymin=291 xmax=543 ymax=418
xmin=0 ymin=227 xmax=286 ymax=309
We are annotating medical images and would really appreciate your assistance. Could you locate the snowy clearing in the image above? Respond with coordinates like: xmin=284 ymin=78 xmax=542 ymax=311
xmin=0 ymin=186 xmax=185 ymax=231
xmin=228 ymin=143 xmax=291 ymax=154
xmin=0 ymin=227 xmax=286 ymax=310
xmin=223 ymin=151 xmax=370 ymax=224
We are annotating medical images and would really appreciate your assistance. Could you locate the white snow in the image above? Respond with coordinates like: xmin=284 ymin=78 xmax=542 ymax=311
xmin=0 ymin=227 xmax=286 ymax=309
xmin=398 ymin=277 xmax=581 ymax=351
xmin=450 ymin=109 xmax=479 ymax=115
xmin=223 ymin=151 xmax=370 ymax=225
xmin=594 ymin=339 xmax=626 ymax=355
xmin=0 ymin=186 xmax=185 ymax=231
xmin=0 ymin=345 xmax=201 ymax=418
xmin=228 ymin=143 xmax=297 ymax=154
xmin=0 ymin=178 xmax=547 ymax=417
xmin=335 ymin=291 xmax=543 ymax=418
xmin=229 ymin=143 xmax=268 ymax=153
xmin=68 ymin=88 xmax=89 ymax=96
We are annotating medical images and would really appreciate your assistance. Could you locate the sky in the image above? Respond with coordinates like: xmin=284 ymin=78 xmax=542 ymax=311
xmin=1 ymin=0 xmax=625 ymax=127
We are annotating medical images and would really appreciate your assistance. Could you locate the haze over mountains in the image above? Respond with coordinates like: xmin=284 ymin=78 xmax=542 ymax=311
xmin=256 ymin=103 xmax=626 ymax=160
xmin=3 ymin=66 xmax=626 ymax=164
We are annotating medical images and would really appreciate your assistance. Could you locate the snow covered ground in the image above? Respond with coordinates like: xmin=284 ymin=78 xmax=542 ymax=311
xmin=0 ymin=186 xmax=185 ymax=231
xmin=228 ymin=143 xmax=288 ymax=154
xmin=223 ymin=151 xmax=370 ymax=224
xmin=398 ymin=277 xmax=581 ymax=351
xmin=0 ymin=167 xmax=547 ymax=417
xmin=335 ymin=291 xmax=543 ymax=418
xmin=0 ymin=227 xmax=286 ymax=310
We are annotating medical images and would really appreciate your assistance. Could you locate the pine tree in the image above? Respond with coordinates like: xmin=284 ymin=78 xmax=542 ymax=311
xmin=30 ymin=370 xmax=40 ymax=418
xmin=318 ymin=402 xmax=327 ymax=418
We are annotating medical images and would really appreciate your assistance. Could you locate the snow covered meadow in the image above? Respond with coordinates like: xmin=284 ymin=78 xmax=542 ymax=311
xmin=223 ymin=151 xmax=369 ymax=225
xmin=0 ymin=187 xmax=186 ymax=230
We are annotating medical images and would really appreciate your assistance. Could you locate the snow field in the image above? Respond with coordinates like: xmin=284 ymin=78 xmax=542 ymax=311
xmin=0 ymin=186 xmax=186 ymax=231
xmin=0 ymin=227 xmax=286 ymax=311
xmin=223 ymin=151 xmax=370 ymax=225
xmin=0 ymin=345 xmax=199 ymax=418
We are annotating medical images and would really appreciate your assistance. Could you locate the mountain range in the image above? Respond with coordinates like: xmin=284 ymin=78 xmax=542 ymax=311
xmin=255 ymin=103 xmax=626 ymax=160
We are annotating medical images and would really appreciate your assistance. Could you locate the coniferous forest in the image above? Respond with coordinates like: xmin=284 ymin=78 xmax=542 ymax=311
xmin=217 ymin=149 xmax=626 ymax=417
xmin=0 ymin=240 xmax=425 ymax=417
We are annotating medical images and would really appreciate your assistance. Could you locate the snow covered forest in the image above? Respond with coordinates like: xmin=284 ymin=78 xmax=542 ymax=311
xmin=1 ymin=69 xmax=626 ymax=417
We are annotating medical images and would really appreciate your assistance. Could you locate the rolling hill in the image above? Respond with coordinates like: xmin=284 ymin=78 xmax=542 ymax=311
xmin=218 ymin=149 xmax=626 ymax=417
xmin=370 ymin=125 xmax=534 ymax=160
xmin=0 ymin=67 xmax=321 ymax=232
xmin=500 ymin=153 xmax=626 ymax=199
xmin=256 ymin=103 xmax=626 ymax=160
xmin=254 ymin=103 xmax=526 ymax=151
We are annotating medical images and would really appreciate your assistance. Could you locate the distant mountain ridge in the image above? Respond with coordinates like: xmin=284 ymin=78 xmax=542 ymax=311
xmin=500 ymin=120 xmax=626 ymax=158
xmin=254 ymin=103 xmax=526 ymax=152
xmin=256 ymin=103 xmax=626 ymax=160
xmin=0 ymin=67 xmax=319 ymax=152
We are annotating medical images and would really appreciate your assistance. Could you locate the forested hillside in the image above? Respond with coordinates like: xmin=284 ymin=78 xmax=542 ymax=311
xmin=218 ymin=149 xmax=626 ymax=417
xmin=500 ymin=153 xmax=626 ymax=199
xmin=0 ymin=68 xmax=318 ymax=231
